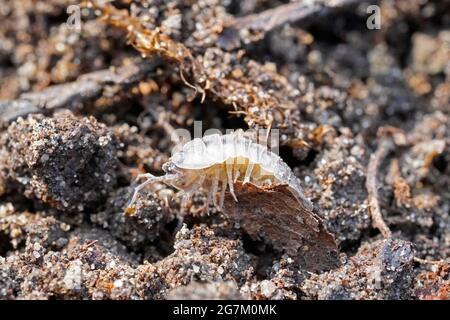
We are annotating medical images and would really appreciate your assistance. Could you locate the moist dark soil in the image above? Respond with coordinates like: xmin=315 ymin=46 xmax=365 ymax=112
xmin=0 ymin=0 xmax=448 ymax=300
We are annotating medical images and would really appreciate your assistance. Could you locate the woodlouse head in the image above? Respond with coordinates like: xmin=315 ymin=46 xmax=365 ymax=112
xmin=161 ymin=161 xmax=193 ymax=190
xmin=162 ymin=161 xmax=178 ymax=174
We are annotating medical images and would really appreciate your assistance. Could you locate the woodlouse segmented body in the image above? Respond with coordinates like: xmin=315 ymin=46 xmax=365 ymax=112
xmin=128 ymin=133 xmax=313 ymax=212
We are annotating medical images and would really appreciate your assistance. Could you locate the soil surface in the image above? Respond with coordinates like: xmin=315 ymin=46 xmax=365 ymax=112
xmin=0 ymin=0 xmax=449 ymax=300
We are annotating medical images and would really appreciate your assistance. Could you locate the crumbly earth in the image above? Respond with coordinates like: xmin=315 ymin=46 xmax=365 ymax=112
xmin=0 ymin=111 xmax=119 ymax=214
xmin=0 ymin=0 xmax=449 ymax=300
xmin=301 ymin=238 xmax=415 ymax=299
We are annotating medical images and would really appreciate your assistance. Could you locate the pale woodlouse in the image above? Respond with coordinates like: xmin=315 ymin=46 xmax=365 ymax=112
xmin=128 ymin=132 xmax=313 ymax=212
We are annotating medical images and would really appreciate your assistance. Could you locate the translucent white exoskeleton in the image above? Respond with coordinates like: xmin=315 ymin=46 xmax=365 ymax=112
xmin=128 ymin=133 xmax=313 ymax=212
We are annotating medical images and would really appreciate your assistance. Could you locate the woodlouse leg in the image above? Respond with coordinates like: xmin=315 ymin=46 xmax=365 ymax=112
xmin=180 ymin=192 xmax=190 ymax=209
xmin=128 ymin=173 xmax=179 ymax=208
xmin=180 ymin=174 xmax=205 ymax=209
xmin=202 ymin=172 xmax=218 ymax=215
xmin=204 ymin=189 xmax=213 ymax=215
xmin=181 ymin=187 xmax=200 ymax=208
xmin=218 ymin=178 xmax=227 ymax=211
xmin=211 ymin=170 xmax=220 ymax=208
xmin=233 ymin=170 xmax=240 ymax=183
xmin=243 ymin=162 xmax=254 ymax=184
xmin=225 ymin=159 xmax=238 ymax=202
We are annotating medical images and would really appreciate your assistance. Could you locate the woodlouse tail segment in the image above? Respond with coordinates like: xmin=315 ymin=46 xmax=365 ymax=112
xmin=127 ymin=173 xmax=179 ymax=209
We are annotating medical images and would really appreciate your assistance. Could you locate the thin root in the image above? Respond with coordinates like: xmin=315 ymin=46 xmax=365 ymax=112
xmin=413 ymin=257 xmax=443 ymax=265
xmin=180 ymin=68 xmax=198 ymax=94
xmin=366 ymin=138 xmax=393 ymax=239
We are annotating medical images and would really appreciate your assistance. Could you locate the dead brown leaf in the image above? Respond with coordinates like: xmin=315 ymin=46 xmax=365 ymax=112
xmin=224 ymin=182 xmax=340 ymax=273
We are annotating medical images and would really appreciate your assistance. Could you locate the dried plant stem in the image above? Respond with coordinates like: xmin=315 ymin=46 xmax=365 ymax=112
xmin=0 ymin=62 xmax=156 ymax=124
xmin=229 ymin=0 xmax=362 ymax=32
xmin=413 ymin=257 xmax=443 ymax=265
xmin=368 ymin=133 xmax=444 ymax=265
xmin=366 ymin=139 xmax=393 ymax=238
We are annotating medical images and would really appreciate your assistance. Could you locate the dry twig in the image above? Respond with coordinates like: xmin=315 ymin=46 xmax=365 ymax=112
xmin=413 ymin=257 xmax=443 ymax=265
xmin=0 ymin=62 xmax=157 ymax=125
xmin=368 ymin=130 xmax=446 ymax=265
xmin=229 ymin=0 xmax=362 ymax=32
xmin=366 ymin=138 xmax=393 ymax=238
